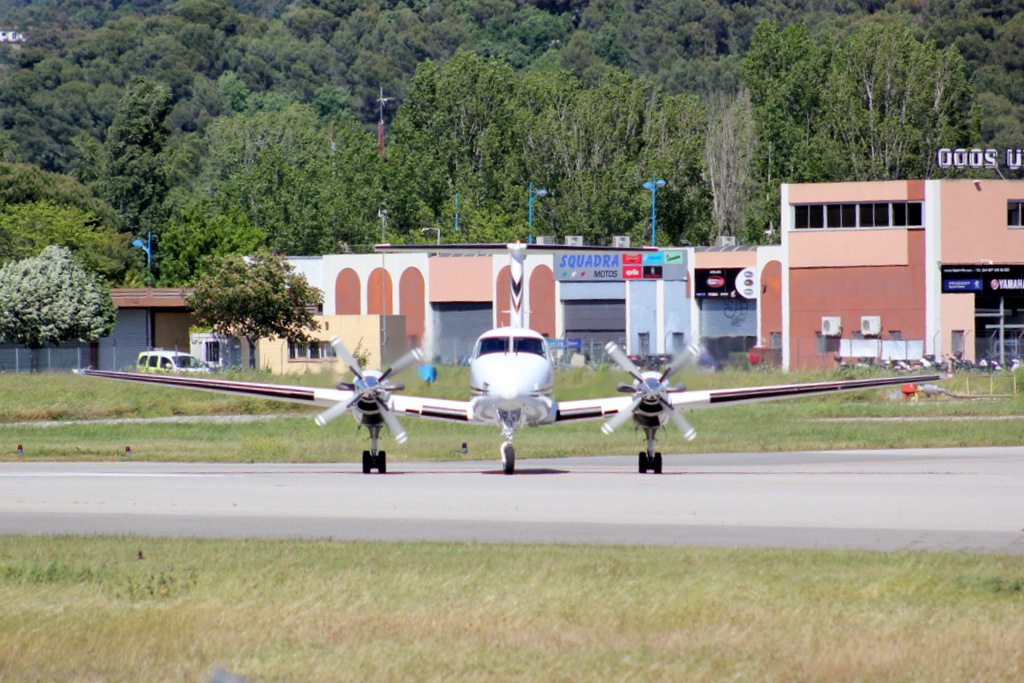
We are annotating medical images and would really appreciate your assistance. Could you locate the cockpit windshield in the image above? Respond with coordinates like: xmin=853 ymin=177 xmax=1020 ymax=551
xmin=476 ymin=336 xmax=548 ymax=358
xmin=478 ymin=337 xmax=509 ymax=355
xmin=513 ymin=337 xmax=546 ymax=356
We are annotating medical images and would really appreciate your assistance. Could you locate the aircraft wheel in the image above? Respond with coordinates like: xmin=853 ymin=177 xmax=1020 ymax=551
xmin=638 ymin=452 xmax=648 ymax=474
xmin=501 ymin=443 xmax=515 ymax=475
xmin=362 ymin=450 xmax=372 ymax=474
xmin=378 ymin=451 xmax=387 ymax=474
xmin=653 ymin=452 xmax=663 ymax=474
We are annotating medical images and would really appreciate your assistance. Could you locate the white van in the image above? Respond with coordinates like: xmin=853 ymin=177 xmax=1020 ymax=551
xmin=137 ymin=350 xmax=211 ymax=373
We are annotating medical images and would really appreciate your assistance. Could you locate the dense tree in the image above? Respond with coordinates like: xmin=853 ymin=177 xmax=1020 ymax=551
xmin=0 ymin=245 xmax=117 ymax=370
xmin=0 ymin=200 xmax=134 ymax=283
xmin=742 ymin=19 xmax=980 ymax=234
xmin=818 ymin=23 xmax=979 ymax=180
xmin=0 ymin=162 xmax=121 ymax=228
xmin=200 ymin=104 xmax=381 ymax=253
xmin=156 ymin=199 xmax=266 ymax=286
xmin=186 ymin=251 xmax=323 ymax=369
xmin=99 ymin=76 xmax=173 ymax=242
xmin=389 ymin=53 xmax=713 ymax=247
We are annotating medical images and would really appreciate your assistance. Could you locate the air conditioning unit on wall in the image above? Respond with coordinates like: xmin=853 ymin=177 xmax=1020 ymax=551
xmin=821 ymin=316 xmax=841 ymax=337
xmin=565 ymin=235 xmax=584 ymax=246
xmin=612 ymin=235 xmax=631 ymax=248
xmin=861 ymin=316 xmax=882 ymax=336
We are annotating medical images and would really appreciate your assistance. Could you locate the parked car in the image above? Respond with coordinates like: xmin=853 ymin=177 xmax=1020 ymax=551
xmin=136 ymin=350 xmax=211 ymax=373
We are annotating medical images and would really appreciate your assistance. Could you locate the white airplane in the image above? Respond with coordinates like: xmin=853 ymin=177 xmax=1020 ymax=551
xmin=77 ymin=243 xmax=943 ymax=474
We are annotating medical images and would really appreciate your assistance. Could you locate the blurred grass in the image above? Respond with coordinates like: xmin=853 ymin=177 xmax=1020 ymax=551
xmin=2 ymin=367 xmax=1023 ymax=462
xmin=0 ymin=536 xmax=1022 ymax=682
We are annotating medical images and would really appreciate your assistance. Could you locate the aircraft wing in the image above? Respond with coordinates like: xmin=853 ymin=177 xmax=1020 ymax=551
xmin=390 ymin=394 xmax=476 ymax=423
xmin=553 ymin=395 xmax=636 ymax=423
xmin=551 ymin=374 xmax=944 ymax=423
xmin=666 ymin=373 xmax=945 ymax=409
xmin=74 ymin=369 xmax=353 ymax=408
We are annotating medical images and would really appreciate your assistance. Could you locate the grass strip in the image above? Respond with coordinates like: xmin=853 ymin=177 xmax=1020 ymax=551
xmin=0 ymin=536 xmax=1022 ymax=682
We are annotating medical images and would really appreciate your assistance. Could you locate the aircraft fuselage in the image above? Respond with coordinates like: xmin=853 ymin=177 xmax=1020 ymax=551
xmin=468 ymin=327 xmax=555 ymax=426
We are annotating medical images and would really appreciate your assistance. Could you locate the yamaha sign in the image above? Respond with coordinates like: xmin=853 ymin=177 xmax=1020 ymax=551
xmin=941 ymin=264 xmax=1024 ymax=293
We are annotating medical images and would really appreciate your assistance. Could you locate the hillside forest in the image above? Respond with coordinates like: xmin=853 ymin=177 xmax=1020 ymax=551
xmin=0 ymin=0 xmax=1015 ymax=286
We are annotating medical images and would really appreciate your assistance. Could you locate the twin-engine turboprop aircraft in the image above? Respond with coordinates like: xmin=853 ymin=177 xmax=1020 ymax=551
xmin=77 ymin=243 xmax=942 ymax=474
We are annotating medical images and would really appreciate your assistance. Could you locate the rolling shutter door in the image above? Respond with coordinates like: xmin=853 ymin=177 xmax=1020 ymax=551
xmin=435 ymin=302 xmax=493 ymax=364
xmin=99 ymin=308 xmax=150 ymax=370
xmin=698 ymin=298 xmax=757 ymax=337
xmin=564 ymin=299 xmax=626 ymax=348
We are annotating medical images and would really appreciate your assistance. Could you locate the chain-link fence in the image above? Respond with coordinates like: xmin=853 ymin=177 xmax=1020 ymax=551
xmin=0 ymin=343 xmax=93 ymax=373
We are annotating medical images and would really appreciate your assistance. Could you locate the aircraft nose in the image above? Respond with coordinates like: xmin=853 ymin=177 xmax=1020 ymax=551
xmin=494 ymin=382 xmax=519 ymax=402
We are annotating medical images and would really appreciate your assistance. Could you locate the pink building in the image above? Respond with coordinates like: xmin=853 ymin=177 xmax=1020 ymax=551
xmin=778 ymin=179 xmax=1024 ymax=369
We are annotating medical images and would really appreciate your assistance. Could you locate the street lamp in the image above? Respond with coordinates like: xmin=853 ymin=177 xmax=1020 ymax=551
xmin=421 ymin=227 xmax=440 ymax=245
xmin=528 ymin=182 xmax=548 ymax=243
xmin=642 ymin=174 xmax=666 ymax=247
xmin=132 ymin=232 xmax=152 ymax=286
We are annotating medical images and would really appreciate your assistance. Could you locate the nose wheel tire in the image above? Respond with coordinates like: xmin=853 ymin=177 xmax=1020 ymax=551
xmin=501 ymin=443 xmax=515 ymax=475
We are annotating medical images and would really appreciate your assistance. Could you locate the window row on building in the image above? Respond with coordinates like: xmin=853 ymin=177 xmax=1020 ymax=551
xmin=793 ymin=201 xmax=923 ymax=230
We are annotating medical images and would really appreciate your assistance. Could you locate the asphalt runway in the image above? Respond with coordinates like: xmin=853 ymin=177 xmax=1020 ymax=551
xmin=2 ymin=447 xmax=1023 ymax=554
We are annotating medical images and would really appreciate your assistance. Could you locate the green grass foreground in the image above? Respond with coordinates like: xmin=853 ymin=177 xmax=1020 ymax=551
xmin=1 ymin=537 xmax=1022 ymax=682
xmin=2 ymin=367 xmax=1024 ymax=461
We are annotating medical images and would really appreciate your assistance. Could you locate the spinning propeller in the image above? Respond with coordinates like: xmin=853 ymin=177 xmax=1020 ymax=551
xmin=314 ymin=336 xmax=423 ymax=443
xmin=600 ymin=341 xmax=700 ymax=440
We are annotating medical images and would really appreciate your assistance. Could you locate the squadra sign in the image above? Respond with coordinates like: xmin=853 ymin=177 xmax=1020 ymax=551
xmin=936 ymin=148 xmax=1024 ymax=171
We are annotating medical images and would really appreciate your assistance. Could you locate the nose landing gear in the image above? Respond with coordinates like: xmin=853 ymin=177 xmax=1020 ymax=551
xmin=361 ymin=425 xmax=387 ymax=473
xmin=638 ymin=427 xmax=663 ymax=474
xmin=500 ymin=441 xmax=515 ymax=475
xmin=497 ymin=409 xmax=521 ymax=475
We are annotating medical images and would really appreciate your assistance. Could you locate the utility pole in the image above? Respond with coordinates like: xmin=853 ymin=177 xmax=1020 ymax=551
xmin=377 ymin=86 xmax=393 ymax=161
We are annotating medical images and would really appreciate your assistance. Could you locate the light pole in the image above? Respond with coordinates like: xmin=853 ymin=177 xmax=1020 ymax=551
xmin=528 ymin=182 xmax=548 ymax=243
xmin=132 ymin=232 xmax=152 ymax=286
xmin=421 ymin=227 xmax=440 ymax=245
xmin=642 ymin=174 xmax=666 ymax=247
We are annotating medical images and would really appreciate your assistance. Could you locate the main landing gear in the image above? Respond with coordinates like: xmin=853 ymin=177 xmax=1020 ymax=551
xmin=638 ymin=427 xmax=663 ymax=474
xmin=362 ymin=426 xmax=387 ymax=473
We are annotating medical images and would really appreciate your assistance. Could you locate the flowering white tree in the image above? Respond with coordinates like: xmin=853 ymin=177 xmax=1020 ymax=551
xmin=0 ymin=245 xmax=117 ymax=370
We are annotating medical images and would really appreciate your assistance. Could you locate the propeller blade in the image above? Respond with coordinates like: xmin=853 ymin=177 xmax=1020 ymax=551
xmin=604 ymin=342 xmax=644 ymax=382
xmin=601 ymin=396 xmax=642 ymax=435
xmin=329 ymin=336 xmax=363 ymax=378
xmin=378 ymin=398 xmax=408 ymax=443
xmin=660 ymin=398 xmax=696 ymax=441
xmin=314 ymin=400 xmax=353 ymax=427
xmin=616 ymin=381 xmax=635 ymax=393
xmin=660 ymin=342 xmax=702 ymax=382
xmin=379 ymin=347 xmax=423 ymax=382
xmin=387 ymin=380 xmax=406 ymax=392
